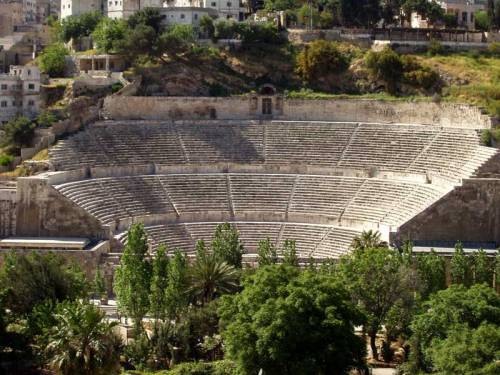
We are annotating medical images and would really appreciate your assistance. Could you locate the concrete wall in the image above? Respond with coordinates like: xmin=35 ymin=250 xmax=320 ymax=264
xmin=103 ymin=96 xmax=493 ymax=129
xmin=15 ymin=176 xmax=110 ymax=239
xmin=0 ymin=189 xmax=17 ymax=237
xmin=395 ymin=178 xmax=500 ymax=245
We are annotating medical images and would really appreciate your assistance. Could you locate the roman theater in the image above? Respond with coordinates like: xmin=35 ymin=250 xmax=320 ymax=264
xmin=1 ymin=87 xmax=499 ymax=272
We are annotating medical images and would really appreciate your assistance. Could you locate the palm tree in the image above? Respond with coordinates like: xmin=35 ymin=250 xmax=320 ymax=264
xmin=44 ymin=301 xmax=122 ymax=375
xmin=188 ymin=249 xmax=239 ymax=306
xmin=351 ymin=230 xmax=386 ymax=251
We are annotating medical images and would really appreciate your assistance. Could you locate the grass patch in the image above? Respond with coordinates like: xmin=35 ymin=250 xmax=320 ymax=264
xmin=285 ymin=89 xmax=431 ymax=102
xmin=29 ymin=148 xmax=49 ymax=161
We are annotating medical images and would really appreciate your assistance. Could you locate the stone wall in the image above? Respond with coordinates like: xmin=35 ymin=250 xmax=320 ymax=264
xmin=15 ymin=176 xmax=110 ymax=239
xmin=103 ymin=96 xmax=492 ymax=129
xmin=0 ymin=189 xmax=16 ymax=237
xmin=395 ymin=178 xmax=500 ymax=245
xmin=283 ymin=99 xmax=492 ymax=128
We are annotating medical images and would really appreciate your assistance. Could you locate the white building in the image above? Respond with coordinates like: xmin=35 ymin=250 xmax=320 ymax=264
xmin=160 ymin=6 xmax=218 ymax=27
xmin=0 ymin=65 xmax=40 ymax=125
xmin=437 ymin=0 xmax=486 ymax=29
xmin=61 ymin=0 xmax=245 ymax=21
xmin=165 ymin=0 xmax=245 ymax=20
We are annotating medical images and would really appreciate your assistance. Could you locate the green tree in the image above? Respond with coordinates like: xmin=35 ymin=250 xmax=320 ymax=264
xmin=36 ymin=111 xmax=58 ymax=128
xmin=158 ymin=24 xmax=196 ymax=59
xmin=188 ymin=246 xmax=239 ymax=306
xmin=93 ymin=268 xmax=106 ymax=300
xmin=476 ymin=10 xmax=492 ymax=31
xmin=402 ymin=0 xmax=445 ymax=24
xmin=264 ymin=0 xmax=300 ymax=12
xmin=338 ymin=247 xmax=411 ymax=360
xmin=365 ymin=46 xmax=403 ymax=94
xmin=257 ymin=238 xmax=278 ymax=266
xmin=297 ymin=4 xmax=320 ymax=28
xmin=428 ymin=323 xmax=500 ymax=375
xmin=0 ymin=252 xmax=88 ymax=316
xmin=1 ymin=116 xmax=35 ymax=154
xmin=113 ymin=223 xmax=151 ymax=332
xmin=165 ymin=249 xmax=189 ymax=320
xmin=450 ymin=241 xmax=472 ymax=286
xmin=199 ymin=15 xmax=215 ymax=38
xmin=92 ymin=17 xmax=128 ymax=53
xmin=211 ymin=223 xmax=244 ymax=268
xmin=38 ymin=43 xmax=69 ymax=77
xmin=472 ymin=249 xmax=494 ymax=286
xmin=149 ymin=245 xmax=170 ymax=325
xmin=219 ymin=265 xmax=366 ymax=374
xmin=42 ymin=301 xmax=122 ymax=375
xmin=409 ymin=283 xmax=500 ymax=372
xmin=351 ymin=229 xmax=385 ymax=251
xmin=295 ymin=40 xmax=350 ymax=83
xmin=415 ymin=249 xmax=447 ymax=298
xmin=281 ymin=239 xmax=299 ymax=266
xmin=127 ymin=7 xmax=165 ymax=34
xmin=60 ymin=11 xmax=102 ymax=42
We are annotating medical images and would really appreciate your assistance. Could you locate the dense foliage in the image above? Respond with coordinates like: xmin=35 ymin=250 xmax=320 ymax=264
xmin=219 ymin=265 xmax=366 ymax=374
xmin=37 ymin=43 xmax=69 ymax=77
xmin=1 ymin=227 xmax=499 ymax=374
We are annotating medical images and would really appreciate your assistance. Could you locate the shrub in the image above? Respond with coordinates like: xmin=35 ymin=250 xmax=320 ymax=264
xmin=427 ymin=39 xmax=443 ymax=56
xmin=208 ymin=83 xmax=229 ymax=97
xmin=297 ymin=4 xmax=319 ymax=28
xmin=214 ymin=19 xmax=238 ymax=40
xmin=36 ymin=111 xmax=58 ymax=128
xmin=38 ymin=43 xmax=69 ymax=77
xmin=200 ymin=15 xmax=215 ymax=39
xmin=111 ymin=82 xmax=123 ymax=93
xmin=481 ymin=129 xmax=493 ymax=146
xmin=475 ymin=10 xmax=490 ymax=31
xmin=237 ymin=22 xmax=283 ymax=45
xmin=0 ymin=154 xmax=14 ymax=166
xmin=296 ymin=40 xmax=350 ymax=83
xmin=488 ymin=42 xmax=500 ymax=57
xmin=168 ymin=360 xmax=237 ymax=375
xmin=319 ymin=10 xmax=334 ymax=29
xmin=1 ymin=116 xmax=36 ymax=154
xmin=403 ymin=68 xmax=440 ymax=90
xmin=365 ymin=47 xmax=403 ymax=94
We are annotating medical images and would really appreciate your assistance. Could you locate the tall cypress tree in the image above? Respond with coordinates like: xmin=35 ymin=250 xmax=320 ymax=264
xmin=113 ymin=223 xmax=151 ymax=333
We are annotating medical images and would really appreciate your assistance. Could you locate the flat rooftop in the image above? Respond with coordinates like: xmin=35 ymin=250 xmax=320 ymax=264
xmin=0 ymin=237 xmax=90 ymax=250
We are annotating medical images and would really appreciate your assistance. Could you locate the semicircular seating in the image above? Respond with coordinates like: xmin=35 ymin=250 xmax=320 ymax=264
xmin=49 ymin=120 xmax=497 ymax=259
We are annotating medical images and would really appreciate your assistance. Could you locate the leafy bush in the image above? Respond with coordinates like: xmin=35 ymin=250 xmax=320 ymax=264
xmin=36 ymin=111 xmax=58 ymax=128
xmin=488 ymin=42 xmax=500 ymax=57
xmin=427 ymin=39 xmax=444 ymax=56
xmin=237 ymin=22 xmax=283 ymax=45
xmin=296 ymin=40 xmax=350 ymax=83
xmin=481 ymin=129 xmax=493 ymax=146
xmin=200 ymin=15 xmax=215 ymax=39
xmin=0 ymin=154 xmax=14 ymax=166
xmin=92 ymin=17 xmax=128 ymax=53
xmin=365 ymin=47 xmax=403 ymax=93
xmin=214 ymin=19 xmax=239 ymax=40
xmin=319 ymin=10 xmax=334 ymax=29
xmin=60 ymin=11 xmax=102 ymax=42
xmin=168 ymin=360 xmax=237 ymax=375
xmin=208 ymin=83 xmax=229 ymax=97
xmin=111 ymin=82 xmax=124 ymax=93
xmin=1 ymin=116 xmax=36 ymax=154
xmin=38 ymin=43 xmax=69 ymax=77
xmin=297 ymin=4 xmax=320 ymax=28
xmin=475 ymin=10 xmax=491 ymax=31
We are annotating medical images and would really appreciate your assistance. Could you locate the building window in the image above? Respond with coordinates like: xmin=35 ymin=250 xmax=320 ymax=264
xmin=109 ymin=1 xmax=112 ymax=5
xmin=227 ymin=1 xmax=231 ymax=6
xmin=180 ymin=14 xmax=185 ymax=19
xmin=0 ymin=101 xmax=7 ymax=108
xmin=194 ymin=13 xmax=198 ymax=20
xmin=0 ymin=84 xmax=7 ymax=90
xmin=28 ymin=83 xmax=35 ymax=90
xmin=211 ymin=2 xmax=216 ymax=6
xmin=462 ymin=12 xmax=467 ymax=23
xmin=28 ymin=100 xmax=35 ymax=106
xmin=27 ymin=69 xmax=31 ymax=76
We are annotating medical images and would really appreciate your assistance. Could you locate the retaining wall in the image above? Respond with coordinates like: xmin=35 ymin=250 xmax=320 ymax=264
xmin=103 ymin=96 xmax=492 ymax=129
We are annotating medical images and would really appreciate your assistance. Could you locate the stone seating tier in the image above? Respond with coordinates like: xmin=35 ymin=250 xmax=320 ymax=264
xmin=118 ymin=221 xmax=362 ymax=259
xmin=49 ymin=121 xmax=495 ymax=181
xmin=55 ymin=173 xmax=448 ymax=230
